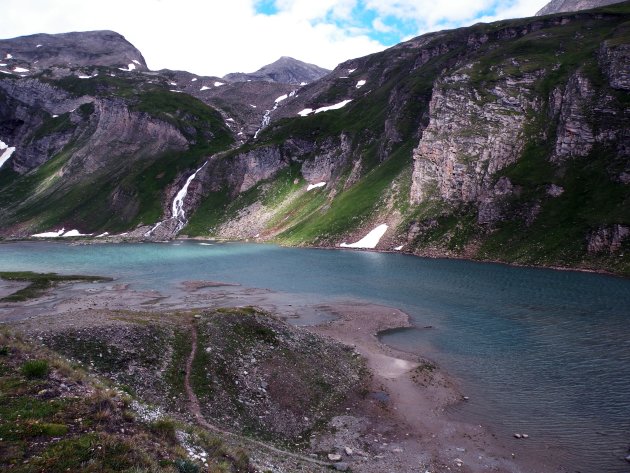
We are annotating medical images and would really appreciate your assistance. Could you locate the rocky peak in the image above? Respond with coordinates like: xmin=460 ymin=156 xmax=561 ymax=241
xmin=536 ymin=0 xmax=625 ymax=15
xmin=223 ymin=56 xmax=330 ymax=85
xmin=0 ymin=30 xmax=147 ymax=72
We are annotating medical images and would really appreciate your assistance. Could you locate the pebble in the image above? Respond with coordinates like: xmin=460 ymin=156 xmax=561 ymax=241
xmin=514 ymin=433 xmax=522 ymax=439
xmin=328 ymin=454 xmax=342 ymax=461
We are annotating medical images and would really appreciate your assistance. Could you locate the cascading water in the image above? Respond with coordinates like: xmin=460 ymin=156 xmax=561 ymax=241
xmin=171 ymin=161 xmax=208 ymax=232
xmin=144 ymin=161 xmax=207 ymax=237
xmin=253 ymin=90 xmax=296 ymax=139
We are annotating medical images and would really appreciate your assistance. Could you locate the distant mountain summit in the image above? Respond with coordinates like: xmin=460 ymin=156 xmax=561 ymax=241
xmin=0 ymin=30 xmax=147 ymax=71
xmin=223 ymin=56 xmax=330 ymax=85
xmin=536 ymin=0 xmax=625 ymax=15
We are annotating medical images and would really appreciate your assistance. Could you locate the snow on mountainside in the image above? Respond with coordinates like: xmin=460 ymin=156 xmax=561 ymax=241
xmin=0 ymin=30 xmax=148 ymax=73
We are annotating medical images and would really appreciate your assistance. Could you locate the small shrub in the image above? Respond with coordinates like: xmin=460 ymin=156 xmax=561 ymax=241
xmin=0 ymin=346 xmax=9 ymax=356
xmin=21 ymin=359 xmax=49 ymax=378
xmin=149 ymin=418 xmax=177 ymax=443
xmin=175 ymin=459 xmax=200 ymax=473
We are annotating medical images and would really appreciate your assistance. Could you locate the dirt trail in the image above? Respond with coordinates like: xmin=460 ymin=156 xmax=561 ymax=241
xmin=183 ymin=319 xmax=333 ymax=469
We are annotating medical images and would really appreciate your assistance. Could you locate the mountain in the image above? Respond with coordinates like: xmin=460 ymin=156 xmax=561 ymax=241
xmin=0 ymin=2 xmax=629 ymax=275
xmin=537 ymin=0 xmax=626 ymax=14
xmin=0 ymin=30 xmax=147 ymax=72
xmin=223 ymin=56 xmax=330 ymax=85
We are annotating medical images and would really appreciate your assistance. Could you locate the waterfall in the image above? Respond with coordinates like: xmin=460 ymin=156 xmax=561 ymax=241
xmin=171 ymin=161 xmax=208 ymax=232
xmin=144 ymin=161 xmax=207 ymax=238
xmin=253 ymin=90 xmax=296 ymax=139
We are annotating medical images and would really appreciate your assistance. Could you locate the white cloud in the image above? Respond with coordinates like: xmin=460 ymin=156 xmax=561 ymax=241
xmin=0 ymin=0 xmax=549 ymax=77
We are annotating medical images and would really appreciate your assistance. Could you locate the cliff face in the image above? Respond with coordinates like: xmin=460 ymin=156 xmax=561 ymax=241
xmin=184 ymin=4 xmax=630 ymax=275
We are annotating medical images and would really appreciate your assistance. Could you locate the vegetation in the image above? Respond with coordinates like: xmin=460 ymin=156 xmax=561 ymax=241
xmin=0 ymin=329 xmax=254 ymax=472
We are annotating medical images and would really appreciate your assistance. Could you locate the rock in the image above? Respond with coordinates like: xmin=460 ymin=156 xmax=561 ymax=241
xmin=193 ymin=314 xmax=201 ymax=319
xmin=522 ymin=434 xmax=529 ymax=439
xmin=328 ymin=453 xmax=342 ymax=462
xmin=344 ymin=447 xmax=353 ymax=456
xmin=463 ymin=396 xmax=470 ymax=401
xmin=624 ymin=454 xmax=630 ymax=463
xmin=514 ymin=433 xmax=522 ymax=439
xmin=333 ymin=462 xmax=349 ymax=471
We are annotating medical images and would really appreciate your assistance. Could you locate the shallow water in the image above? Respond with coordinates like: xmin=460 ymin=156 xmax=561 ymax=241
xmin=1 ymin=240 xmax=629 ymax=471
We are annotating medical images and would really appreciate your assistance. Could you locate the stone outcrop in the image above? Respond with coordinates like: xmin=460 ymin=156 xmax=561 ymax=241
xmin=410 ymin=72 xmax=540 ymax=205
xmin=587 ymin=225 xmax=630 ymax=253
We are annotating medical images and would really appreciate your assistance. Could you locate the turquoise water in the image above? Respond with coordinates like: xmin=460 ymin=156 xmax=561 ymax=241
xmin=1 ymin=241 xmax=629 ymax=471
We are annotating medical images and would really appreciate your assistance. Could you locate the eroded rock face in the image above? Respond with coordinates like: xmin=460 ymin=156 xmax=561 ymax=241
xmin=551 ymin=72 xmax=596 ymax=162
xmin=410 ymin=72 xmax=540 ymax=205
xmin=587 ymin=225 xmax=630 ymax=254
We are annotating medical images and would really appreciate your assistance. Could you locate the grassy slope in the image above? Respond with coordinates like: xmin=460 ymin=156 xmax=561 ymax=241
xmin=186 ymin=4 xmax=630 ymax=274
xmin=0 ymin=74 xmax=234 ymax=233
xmin=0 ymin=329 xmax=253 ymax=473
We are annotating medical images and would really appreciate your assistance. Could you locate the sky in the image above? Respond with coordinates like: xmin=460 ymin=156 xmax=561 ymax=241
xmin=0 ymin=0 xmax=550 ymax=77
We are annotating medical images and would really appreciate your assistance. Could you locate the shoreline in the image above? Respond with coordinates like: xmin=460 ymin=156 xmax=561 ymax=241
xmin=3 ymin=236 xmax=625 ymax=279
xmin=307 ymin=301 xmax=563 ymax=473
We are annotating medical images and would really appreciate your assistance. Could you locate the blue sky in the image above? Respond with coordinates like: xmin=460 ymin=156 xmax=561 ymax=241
xmin=0 ymin=0 xmax=549 ymax=76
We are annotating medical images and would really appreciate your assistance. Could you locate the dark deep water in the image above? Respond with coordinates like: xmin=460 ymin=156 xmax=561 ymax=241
xmin=1 ymin=241 xmax=629 ymax=471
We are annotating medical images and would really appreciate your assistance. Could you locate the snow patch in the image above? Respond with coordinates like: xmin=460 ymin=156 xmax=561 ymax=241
xmin=52 ymin=114 xmax=59 ymax=118
xmin=169 ymin=90 xmax=183 ymax=93
xmin=32 ymin=228 xmax=65 ymax=238
xmin=5 ymin=53 xmax=13 ymax=59
xmin=348 ymin=68 xmax=356 ymax=73
xmin=78 ymin=74 xmax=98 ymax=79
xmin=214 ymin=81 xmax=225 ymax=87
xmin=0 ymin=140 xmax=16 ymax=169
xmin=250 ymin=104 xmax=257 ymax=108
xmin=394 ymin=245 xmax=404 ymax=251
xmin=168 ymin=81 xmax=177 ymax=86
xmin=62 ymin=229 xmax=92 ymax=237
xmin=298 ymin=108 xmax=313 ymax=117
xmin=0 ymin=70 xmax=13 ymax=75
xmin=300 ymin=81 xmax=307 ymax=86
xmin=226 ymin=118 xmax=235 ymax=122
xmin=200 ymin=85 xmax=211 ymax=91
xmin=13 ymin=67 xmax=29 ymax=73
xmin=36 ymin=44 xmax=42 ymax=48
xmin=96 ymin=232 xmax=109 ymax=238
xmin=191 ymin=77 xmax=197 ymax=81
xmin=340 ymin=224 xmax=388 ymax=249
xmin=275 ymin=94 xmax=288 ymax=103
xmin=307 ymin=182 xmax=326 ymax=191
xmin=0 ymin=63 xmax=6 ymax=66
xmin=132 ymin=59 xmax=141 ymax=65
xmin=356 ymin=80 xmax=366 ymax=89
xmin=118 ymin=63 xmax=136 ymax=72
